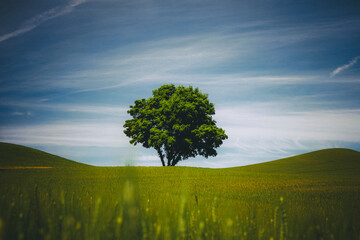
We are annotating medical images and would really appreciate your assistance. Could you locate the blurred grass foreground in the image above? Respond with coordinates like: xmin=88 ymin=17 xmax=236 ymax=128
xmin=0 ymin=143 xmax=360 ymax=240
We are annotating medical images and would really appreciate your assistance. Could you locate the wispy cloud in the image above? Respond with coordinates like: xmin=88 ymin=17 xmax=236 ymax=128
xmin=3 ymin=18 xmax=359 ymax=93
xmin=0 ymin=121 xmax=127 ymax=147
xmin=1 ymin=101 xmax=127 ymax=117
xmin=10 ymin=111 xmax=32 ymax=116
xmin=216 ymin=104 xmax=360 ymax=156
xmin=39 ymin=19 xmax=360 ymax=92
xmin=20 ymin=30 xmax=328 ymax=93
xmin=0 ymin=0 xmax=87 ymax=43
xmin=330 ymin=56 xmax=360 ymax=77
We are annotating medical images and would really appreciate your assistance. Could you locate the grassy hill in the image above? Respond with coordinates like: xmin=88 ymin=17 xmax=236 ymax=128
xmin=1 ymin=142 xmax=359 ymax=173
xmin=0 ymin=142 xmax=88 ymax=167
xmin=234 ymin=148 xmax=360 ymax=175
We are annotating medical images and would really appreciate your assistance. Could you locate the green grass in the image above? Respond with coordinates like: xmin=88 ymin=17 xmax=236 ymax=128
xmin=0 ymin=143 xmax=359 ymax=240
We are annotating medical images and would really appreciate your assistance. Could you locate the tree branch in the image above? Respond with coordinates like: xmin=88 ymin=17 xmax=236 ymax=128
xmin=171 ymin=153 xmax=182 ymax=166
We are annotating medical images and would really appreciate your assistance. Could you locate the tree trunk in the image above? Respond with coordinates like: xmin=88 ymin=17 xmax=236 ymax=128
xmin=156 ymin=148 xmax=166 ymax=166
xmin=165 ymin=149 xmax=172 ymax=166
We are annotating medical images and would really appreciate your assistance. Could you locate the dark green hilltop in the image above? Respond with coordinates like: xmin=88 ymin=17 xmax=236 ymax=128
xmin=0 ymin=142 xmax=359 ymax=172
xmin=0 ymin=142 xmax=88 ymax=168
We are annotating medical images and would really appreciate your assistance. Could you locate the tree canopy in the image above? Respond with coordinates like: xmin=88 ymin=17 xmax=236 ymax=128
xmin=123 ymin=84 xmax=228 ymax=166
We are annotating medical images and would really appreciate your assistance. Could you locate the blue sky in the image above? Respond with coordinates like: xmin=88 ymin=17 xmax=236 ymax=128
xmin=1 ymin=0 xmax=360 ymax=167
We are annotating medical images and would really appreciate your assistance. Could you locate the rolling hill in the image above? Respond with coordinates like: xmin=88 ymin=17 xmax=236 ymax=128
xmin=234 ymin=148 xmax=360 ymax=175
xmin=0 ymin=142 xmax=359 ymax=174
xmin=0 ymin=142 xmax=88 ymax=168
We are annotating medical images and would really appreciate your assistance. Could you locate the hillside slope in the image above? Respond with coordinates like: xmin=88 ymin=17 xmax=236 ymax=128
xmin=235 ymin=148 xmax=360 ymax=175
xmin=1 ymin=142 xmax=359 ymax=173
xmin=0 ymin=142 xmax=88 ymax=167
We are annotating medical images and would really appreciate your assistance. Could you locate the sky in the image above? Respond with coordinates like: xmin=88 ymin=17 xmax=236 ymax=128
xmin=0 ymin=0 xmax=360 ymax=167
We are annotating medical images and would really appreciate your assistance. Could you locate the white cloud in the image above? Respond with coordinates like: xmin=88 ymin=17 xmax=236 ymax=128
xmin=0 ymin=0 xmax=87 ymax=43
xmin=11 ymin=112 xmax=25 ymax=116
xmin=9 ymin=111 xmax=32 ymax=116
xmin=216 ymin=105 xmax=360 ymax=155
xmin=0 ymin=121 xmax=127 ymax=147
xmin=2 ymin=101 xmax=127 ymax=117
xmin=137 ymin=155 xmax=160 ymax=163
xmin=330 ymin=56 xmax=360 ymax=77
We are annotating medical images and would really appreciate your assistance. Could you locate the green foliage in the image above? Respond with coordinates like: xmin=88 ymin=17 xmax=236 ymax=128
xmin=123 ymin=84 xmax=228 ymax=166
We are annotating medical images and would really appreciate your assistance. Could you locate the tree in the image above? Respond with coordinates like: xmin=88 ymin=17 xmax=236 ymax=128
xmin=123 ymin=84 xmax=228 ymax=166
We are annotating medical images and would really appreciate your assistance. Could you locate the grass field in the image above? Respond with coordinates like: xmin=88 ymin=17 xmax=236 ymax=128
xmin=0 ymin=143 xmax=359 ymax=240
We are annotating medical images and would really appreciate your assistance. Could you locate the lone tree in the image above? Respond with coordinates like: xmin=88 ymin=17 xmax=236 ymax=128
xmin=123 ymin=84 xmax=228 ymax=166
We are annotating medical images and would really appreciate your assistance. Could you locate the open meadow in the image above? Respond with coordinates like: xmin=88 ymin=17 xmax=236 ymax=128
xmin=0 ymin=143 xmax=360 ymax=240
